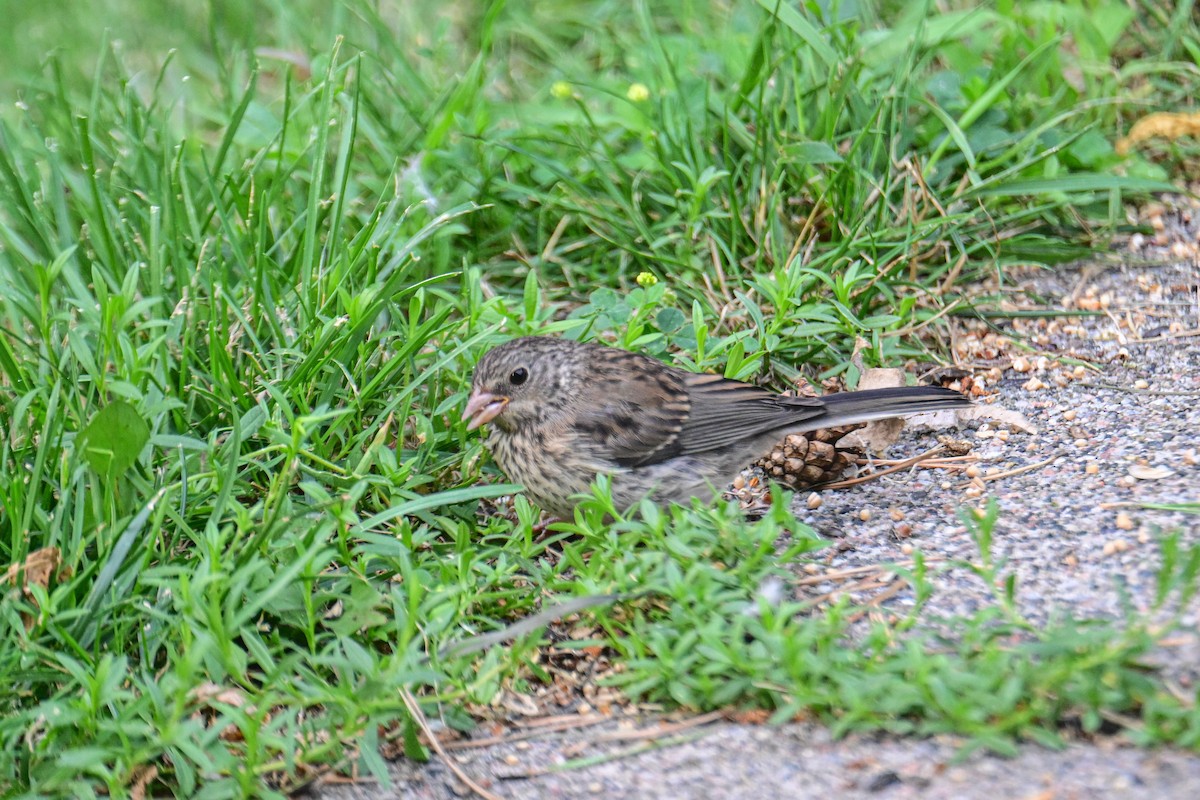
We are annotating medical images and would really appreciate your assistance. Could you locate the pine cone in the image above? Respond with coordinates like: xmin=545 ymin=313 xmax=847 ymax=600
xmin=752 ymin=425 xmax=863 ymax=489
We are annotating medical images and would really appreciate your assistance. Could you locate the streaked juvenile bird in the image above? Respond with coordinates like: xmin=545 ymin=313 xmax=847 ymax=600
xmin=463 ymin=336 xmax=970 ymax=516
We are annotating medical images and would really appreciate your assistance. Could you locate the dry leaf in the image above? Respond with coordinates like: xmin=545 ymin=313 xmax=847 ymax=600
xmin=2 ymin=547 xmax=66 ymax=630
xmin=841 ymin=418 xmax=907 ymax=454
xmin=497 ymin=689 xmax=541 ymax=716
xmin=1128 ymin=464 xmax=1175 ymax=481
xmin=188 ymin=683 xmax=255 ymax=743
xmin=1117 ymin=111 xmax=1200 ymax=155
xmin=839 ymin=369 xmax=909 ymax=453
xmin=1 ymin=546 xmax=62 ymax=591
xmin=189 ymin=682 xmax=249 ymax=708
xmin=856 ymin=367 xmax=906 ymax=391
xmin=838 ymin=370 xmax=977 ymax=452
xmin=129 ymin=764 xmax=158 ymax=800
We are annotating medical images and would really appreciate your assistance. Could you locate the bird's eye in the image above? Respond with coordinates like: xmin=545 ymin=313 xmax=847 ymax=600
xmin=509 ymin=367 xmax=529 ymax=386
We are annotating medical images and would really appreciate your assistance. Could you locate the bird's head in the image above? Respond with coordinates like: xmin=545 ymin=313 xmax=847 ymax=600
xmin=463 ymin=336 xmax=584 ymax=433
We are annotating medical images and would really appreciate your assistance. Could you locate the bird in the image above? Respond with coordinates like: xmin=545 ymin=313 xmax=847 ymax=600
xmin=463 ymin=335 xmax=971 ymax=517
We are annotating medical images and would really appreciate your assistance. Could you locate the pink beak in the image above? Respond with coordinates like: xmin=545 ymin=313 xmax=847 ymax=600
xmin=463 ymin=390 xmax=509 ymax=431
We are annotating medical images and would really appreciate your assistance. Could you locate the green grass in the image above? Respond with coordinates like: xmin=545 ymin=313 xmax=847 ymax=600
xmin=1 ymin=0 xmax=1199 ymax=796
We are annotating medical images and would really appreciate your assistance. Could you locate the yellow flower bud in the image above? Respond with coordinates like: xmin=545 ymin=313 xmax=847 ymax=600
xmin=626 ymin=83 xmax=650 ymax=102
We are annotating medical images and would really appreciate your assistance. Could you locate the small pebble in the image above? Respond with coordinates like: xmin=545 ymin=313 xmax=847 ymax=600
xmin=1103 ymin=539 xmax=1130 ymax=556
xmin=1085 ymin=463 xmax=1099 ymax=475
xmin=1116 ymin=512 xmax=1135 ymax=530
xmin=859 ymin=509 xmax=872 ymax=522
xmin=807 ymin=493 xmax=822 ymax=510
xmin=1063 ymin=409 xmax=1077 ymax=421
xmin=1134 ymin=379 xmax=1149 ymax=390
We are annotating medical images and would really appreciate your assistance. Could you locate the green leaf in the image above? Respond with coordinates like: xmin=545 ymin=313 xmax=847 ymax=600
xmin=655 ymin=307 xmax=685 ymax=333
xmin=401 ymin=713 xmax=429 ymax=761
xmin=754 ymin=0 xmax=837 ymax=67
xmin=966 ymin=173 xmax=1179 ymax=197
xmin=781 ymin=141 xmax=844 ymax=165
xmin=78 ymin=401 xmax=150 ymax=478
xmin=589 ymin=287 xmax=620 ymax=311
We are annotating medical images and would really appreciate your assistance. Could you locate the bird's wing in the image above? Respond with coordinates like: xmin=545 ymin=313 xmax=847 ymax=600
xmin=568 ymin=350 xmax=695 ymax=469
xmin=572 ymin=362 xmax=827 ymax=467
xmin=668 ymin=372 xmax=827 ymax=457
xmin=570 ymin=353 xmax=827 ymax=468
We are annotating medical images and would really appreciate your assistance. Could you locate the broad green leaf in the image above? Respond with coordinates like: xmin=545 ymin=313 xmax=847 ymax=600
xmin=78 ymin=401 xmax=150 ymax=478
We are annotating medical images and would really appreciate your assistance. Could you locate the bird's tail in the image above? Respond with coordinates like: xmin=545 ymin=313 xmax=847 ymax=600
xmin=813 ymin=386 xmax=971 ymax=429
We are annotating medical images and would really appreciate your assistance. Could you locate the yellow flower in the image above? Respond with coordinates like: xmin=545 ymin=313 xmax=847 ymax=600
xmin=551 ymin=81 xmax=573 ymax=100
xmin=626 ymin=83 xmax=650 ymax=102
xmin=636 ymin=271 xmax=658 ymax=287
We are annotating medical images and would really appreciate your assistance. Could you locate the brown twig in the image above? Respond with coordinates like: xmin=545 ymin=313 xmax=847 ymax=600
xmin=801 ymin=574 xmax=893 ymax=609
xmin=401 ymin=688 xmax=503 ymax=800
xmin=792 ymin=558 xmax=946 ymax=587
xmin=845 ymin=578 xmax=909 ymax=624
xmin=591 ymin=710 xmax=726 ymax=743
xmin=820 ymin=445 xmax=947 ymax=489
xmin=957 ymin=454 xmax=1060 ymax=488
xmin=443 ymin=714 xmax=612 ymax=751
xmin=857 ymin=455 xmax=978 ymax=471
xmin=1127 ymin=328 xmax=1200 ymax=344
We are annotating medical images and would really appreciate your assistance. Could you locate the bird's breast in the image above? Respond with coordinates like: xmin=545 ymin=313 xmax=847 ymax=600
xmin=486 ymin=427 xmax=612 ymax=516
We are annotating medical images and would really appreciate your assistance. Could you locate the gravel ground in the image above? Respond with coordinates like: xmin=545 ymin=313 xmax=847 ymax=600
xmin=310 ymin=258 xmax=1200 ymax=800
xmin=797 ymin=258 xmax=1200 ymax=672
xmin=315 ymin=719 xmax=1200 ymax=800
